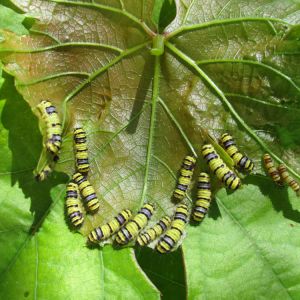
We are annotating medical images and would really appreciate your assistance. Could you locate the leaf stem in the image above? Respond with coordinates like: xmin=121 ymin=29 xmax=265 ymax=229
xmin=140 ymin=56 xmax=160 ymax=206
xmin=0 ymin=42 xmax=123 ymax=54
xmin=17 ymin=72 xmax=90 ymax=86
xmin=166 ymin=17 xmax=290 ymax=40
xmin=165 ymin=41 xmax=300 ymax=180
xmin=29 ymin=29 xmax=61 ymax=44
xmin=225 ymin=93 xmax=300 ymax=112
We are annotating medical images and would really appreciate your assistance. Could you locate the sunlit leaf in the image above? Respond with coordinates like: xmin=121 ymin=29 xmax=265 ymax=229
xmin=1 ymin=0 xmax=300 ymax=298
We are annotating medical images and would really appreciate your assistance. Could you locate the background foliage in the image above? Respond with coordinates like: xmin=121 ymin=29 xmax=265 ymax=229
xmin=0 ymin=0 xmax=300 ymax=299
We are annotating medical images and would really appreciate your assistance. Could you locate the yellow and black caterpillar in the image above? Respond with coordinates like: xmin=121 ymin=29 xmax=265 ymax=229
xmin=74 ymin=127 xmax=90 ymax=174
xmin=136 ymin=216 xmax=172 ymax=246
xmin=263 ymin=154 xmax=283 ymax=186
xmin=72 ymin=173 xmax=100 ymax=212
xmin=65 ymin=182 xmax=84 ymax=227
xmin=88 ymin=209 xmax=132 ymax=243
xmin=115 ymin=203 xmax=155 ymax=245
xmin=278 ymin=164 xmax=300 ymax=194
xmin=202 ymin=144 xmax=241 ymax=190
xmin=220 ymin=133 xmax=254 ymax=172
xmin=37 ymin=100 xmax=62 ymax=156
xmin=156 ymin=204 xmax=188 ymax=253
xmin=35 ymin=164 xmax=52 ymax=182
xmin=192 ymin=172 xmax=212 ymax=222
xmin=173 ymin=155 xmax=196 ymax=201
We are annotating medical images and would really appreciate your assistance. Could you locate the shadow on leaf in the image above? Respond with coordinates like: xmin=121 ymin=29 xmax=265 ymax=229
xmin=126 ymin=54 xmax=154 ymax=134
xmin=135 ymin=245 xmax=186 ymax=300
xmin=0 ymin=72 xmax=68 ymax=233
xmin=244 ymin=175 xmax=300 ymax=223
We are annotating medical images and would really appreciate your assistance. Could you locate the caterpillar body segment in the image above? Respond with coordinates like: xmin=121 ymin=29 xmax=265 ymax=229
xmin=220 ymin=133 xmax=254 ymax=172
xmin=88 ymin=209 xmax=132 ymax=243
xmin=205 ymin=131 xmax=235 ymax=169
xmin=65 ymin=182 xmax=84 ymax=227
xmin=37 ymin=100 xmax=62 ymax=156
xmin=156 ymin=204 xmax=188 ymax=253
xmin=115 ymin=203 xmax=155 ymax=245
xmin=35 ymin=164 xmax=52 ymax=182
xmin=173 ymin=155 xmax=196 ymax=201
xmin=72 ymin=173 xmax=100 ymax=212
xmin=202 ymin=144 xmax=241 ymax=190
xmin=263 ymin=154 xmax=283 ymax=186
xmin=136 ymin=216 xmax=172 ymax=246
xmin=192 ymin=172 xmax=212 ymax=222
xmin=278 ymin=164 xmax=300 ymax=194
xmin=74 ymin=127 xmax=90 ymax=174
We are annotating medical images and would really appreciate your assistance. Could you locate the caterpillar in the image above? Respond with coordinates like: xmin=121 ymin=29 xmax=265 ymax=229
xmin=88 ymin=209 xmax=132 ymax=243
xmin=37 ymin=100 xmax=62 ymax=156
xmin=192 ymin=172 xmax=212 ymax=222
xmin=72 ymin=173 xmax=100 ymax=212
xmin=202 ymin=144 xmax=241 ymax=190
xmin=156 ymin=203 xmax=188 ymax=254
xmin=263 ymin=154 xmax=283 ymax=186
xmin=220 ymin=133 xmax=254 ymax=172
xmin=136 ymin=216 xmax=172 ymax=246
xmin=115 ymin=203 xmax=155 ymax=245
xmin=35 ymin=164 xmax=52 ymax=182
xmin=65 ymin=182 xmax=84 ymax=227
xmin=173 ymin=155 xmax=196 ymax=201
xmin=74 ymin=127 xmax=90 ymax=174
xmin=278 ymin=164 xmax=300 ymax=194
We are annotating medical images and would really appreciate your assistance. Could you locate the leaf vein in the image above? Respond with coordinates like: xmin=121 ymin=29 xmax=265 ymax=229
xmin=217 ymin=196 xmax=293 ymax=299
xmin=165 ymin=41 xmax=300 ymax=180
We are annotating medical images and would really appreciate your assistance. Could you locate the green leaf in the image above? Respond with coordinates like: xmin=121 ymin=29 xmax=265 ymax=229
xmin=184 ymin=176 xmax=300 ymax=299
xmin=0 ymin=0 xmax=300 ymax=298
xmin=152 ymin=0 xmax=176 ymax=32
xmin=136 ymin=246 xmax=186 ymax=299
xmin=0 ymin=184 xmax=159 ymax=299
xmin=0 ymin=4 xmax=28 ymax=34
xmin=0 ymin=76 xmax=160 ymax=299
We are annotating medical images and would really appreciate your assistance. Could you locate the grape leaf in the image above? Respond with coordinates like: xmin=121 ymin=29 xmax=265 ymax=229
xmin=0 ymin=0 xmax=300 ymax=298
xmin=0 ymin=75 xmax=160 ymax=299
xmin=184 ymin=176 xmax=300 ymax=299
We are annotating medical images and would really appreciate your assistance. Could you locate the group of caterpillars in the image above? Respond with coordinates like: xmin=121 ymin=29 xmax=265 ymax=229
xmin=34 ymin=100 xmax=299 ymax=253
xmin=263 ymin=154 xmax=300 ymax=196
xmin=66 ymin=128 xmax=100 ymax=227
xmin=70 ymin=128 xmax=189 ymax=253
xmin=173 ymin=133 xmax=255 ymax=222
xmin=88 ymin=203 xmax=188 ymax=253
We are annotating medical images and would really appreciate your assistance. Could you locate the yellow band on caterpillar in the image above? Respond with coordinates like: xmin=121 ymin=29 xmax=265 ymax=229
xmin=156 ymin=204 xmax=188 ymax=253
xmin=115 ymin=203 xmax=155 ymax=245
xmin=220 ymin=133 xmax=254 ymax=172
xmin=173 ymin=155 xmax=196 ymax=201
xmin=193 ymin=172 xmax=212 ymax=222
xmin=37 ymin=100 xmax=62 ymax=156
xmin=65 ymin=182 xmax=84 ymax=227
xmin=136 ymin=216 xmax=171 ymax=246
xmin=202 ymin=144 xmax=241 ymax=190
xmin=74 ymin=127 xmax=90 ymax=174
xmin=278 ymin=164 xmax=300 ymax=193
xmin=73 ymin=173 xmax=100 ymax=212
xmin=263 ymin=154 xmax=283 ymax=186
xmin=35 ymin=164 xmax=52 ymax=182
xmin=88 ymin=209 xmax=132 ymax=243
